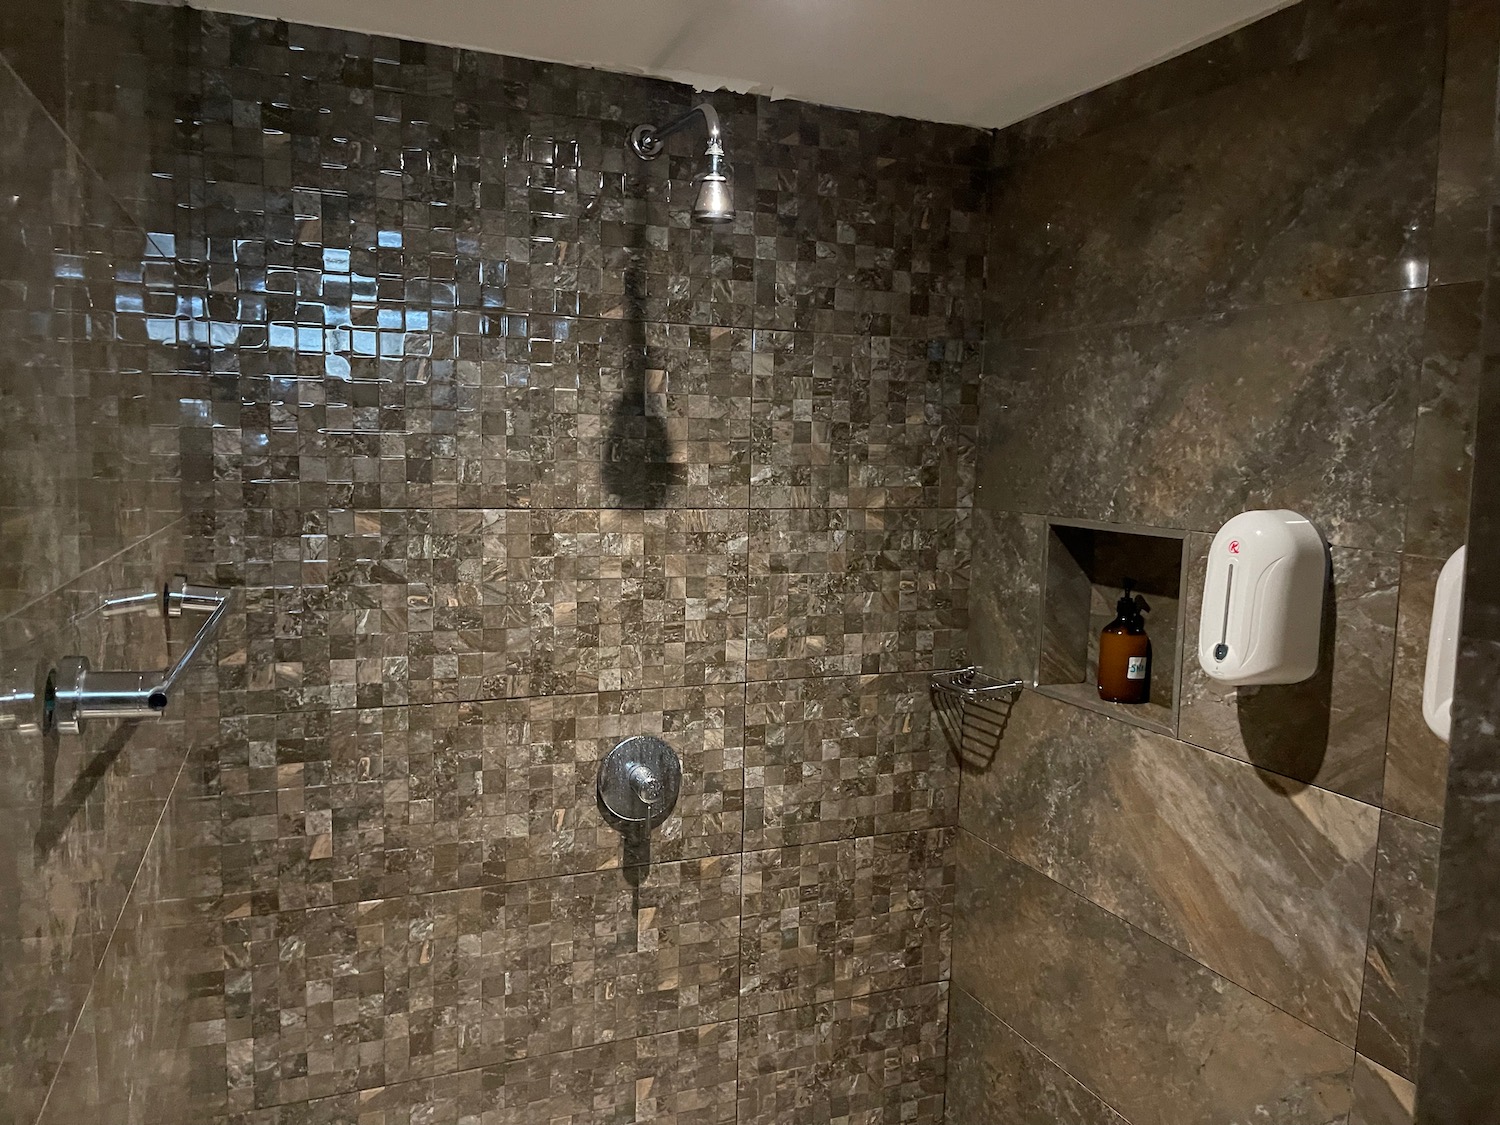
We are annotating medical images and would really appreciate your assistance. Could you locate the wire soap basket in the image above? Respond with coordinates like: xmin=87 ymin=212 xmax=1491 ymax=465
xmin=928 ymin=665 xmax=1024 ymax=702
xmin=929 ymin=666 xmax=1023 ymax=768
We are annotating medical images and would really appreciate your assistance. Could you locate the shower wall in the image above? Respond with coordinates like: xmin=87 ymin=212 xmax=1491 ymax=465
xmin=4 ymin=1 xmax=992 ymax=1122
xmin=8 ymin=1 xmax=1489 ymax=1123
xmin=951 ymin=0 xmax=1495 ymax=1123
xmin=0 ymin=4 xmax=223 ymax=1124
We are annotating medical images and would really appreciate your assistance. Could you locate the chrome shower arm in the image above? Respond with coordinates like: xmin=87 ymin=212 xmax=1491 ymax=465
xmin=629 ymin=102 xmax=722 ymax=160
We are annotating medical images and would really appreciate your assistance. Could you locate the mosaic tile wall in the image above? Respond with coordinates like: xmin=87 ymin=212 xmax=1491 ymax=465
xmin=8 ymin=1 xmax=1491 ymax=1124
xmin=953 ymin=1 xmax=1497 ymax=1123
xmin=3 ymin=1 xmax=988 ymax=1122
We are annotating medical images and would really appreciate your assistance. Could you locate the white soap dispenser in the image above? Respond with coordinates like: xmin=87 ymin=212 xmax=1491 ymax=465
xmin=1197 ymin=509 xmax=1328 ymax=686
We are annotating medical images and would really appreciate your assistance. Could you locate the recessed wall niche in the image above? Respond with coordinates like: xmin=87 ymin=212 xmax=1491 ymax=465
xmin=1036 ymin=518 xmax=1189 ymax=736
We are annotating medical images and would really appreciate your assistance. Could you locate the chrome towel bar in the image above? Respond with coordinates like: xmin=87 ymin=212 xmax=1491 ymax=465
xmin=50 ymin=576 xmax=232 ymax=734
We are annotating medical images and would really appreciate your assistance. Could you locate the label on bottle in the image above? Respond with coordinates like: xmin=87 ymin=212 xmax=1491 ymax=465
xmin=1127 ymin=656 xmax=1147 ymax=680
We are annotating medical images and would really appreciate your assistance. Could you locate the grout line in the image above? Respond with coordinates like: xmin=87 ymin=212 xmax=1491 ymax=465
xmin=33 ymin=718 xmax=200 ymax=1125
xmin=221 ymin=823 xmax=956 ymax=907
xmin=208 ymin=978 xmax=952 ymax=1119
xmin=983 ymin=276 xmax=1441 ymax=351
xmin=208 ymin=663 xmax=1434 ymax=831
xmin=1351 ymin=811 xmax=1390 ymax=1078
xmin=956 ymin=826 xmax=1364 ymax=1054
xmin=951 ymin=984 xmax=1136 ymax=1125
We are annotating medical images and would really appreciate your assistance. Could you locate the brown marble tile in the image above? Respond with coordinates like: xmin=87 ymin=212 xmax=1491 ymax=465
xmin=737 ymin=983 xmax=948 ymax=1125
xmin=992 ymin=0 xmax=1442 ymax=165
xmin=212 ymin=1067 xmax=505 ymax=1125
xmin=0 ymin=60 xmax=203 ymax=620
xmin=1350 ymin=1054 xmax=1416 ymax=1125
xmin=967 ymin=508 xmax=1043 ymax=685
xmin=1383 ymin=556 xmax=1452 ymax=825
xmin=740 ymin=828 xmax=953 ymax=1016
xmin=748 ymin=506 xmax=969 ymax=680
xmin=753 ymin=108 xmax=987 ymax=342
xmin=216 ymin=507 xmax=749 ymax=713
xmin=750 ymin=333 xmax=980 ymax=510
xmin=46 ymin=760 xmax=227 ymax=1125
xmin=837 ymin=829 xmax=954 ymax=1001
xmin=953 ymin=835 xmax=1356 ymax=1125
xmin=211 ymin=1024 xmax=736 ymax=1125
xmin=959 ymin=689 xmax=1378 ymax=1043
xmin=1179 ymin=537 xmax=1400 ymax=804
xmin=0 ymin=524 xmax=219 ymax=1125
xmin=0 ymin=1 xmax=998 ymax=1120
xmin=214 ymin=686 xmax=744 ymax=909
xmin=945 ymin=988 xmax=1126 ymax=1125
xmin=979 ymin=292 xmax=1425 ymax=553
xmin=223 ymin=857 xmax=740 ymax=1107
xmin=1406 ymin=282 xmax=1484 ymax=559
xmin=739 ymin=840 xmax=842 ymax=1015
xmin=986 ymin=10 xmax=1441 ymax=337
xmin=744 ymin=671 xmax=957 ymax=848
xmin=0 ymin=0 xmax=64 ymax=122
xmin=1429 ymin=0 xmax=1500 ymax=286
xmin=1416 ymin=354 xmax=1500 ymax=1117
xmin=1357 ymin=813 xmax=1440 ymax=1080
xmin=1412 ymin=70 xmax=1500 ymax=1097
xmin=499 ymin=1021 xmax=738 ymax=1125
xmin=214 ymin=319 xmax=752 ymax=514
xmin=467 ymin=857 xmax=743 ymax=1068
xmin=64 ymin=0 xmax=201 ymax=236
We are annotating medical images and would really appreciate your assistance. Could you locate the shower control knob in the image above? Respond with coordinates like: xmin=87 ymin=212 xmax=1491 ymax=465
xmin=627 ymin=762 xmax=664 ymax=807
xmin=598 ymin=735 xmax=681 ymax=829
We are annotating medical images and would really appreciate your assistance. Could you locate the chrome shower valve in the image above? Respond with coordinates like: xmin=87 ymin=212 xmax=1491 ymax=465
xmin=597 ymin=735 xmax=682 ymax=829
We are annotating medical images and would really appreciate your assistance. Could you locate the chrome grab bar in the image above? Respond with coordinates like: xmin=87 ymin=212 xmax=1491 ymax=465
xmin=50 ymin=575 xmax=232 ymax=734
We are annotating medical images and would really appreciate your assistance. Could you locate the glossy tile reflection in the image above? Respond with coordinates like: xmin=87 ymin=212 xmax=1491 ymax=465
xmin=2 ymin=0 xmax=996 ymax=1119
xmin=1 ymin=0 xmax=1492 ymax=1122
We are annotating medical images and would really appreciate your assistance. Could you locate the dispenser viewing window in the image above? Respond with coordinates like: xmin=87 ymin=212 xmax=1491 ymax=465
xmin=1197 ymin=510 xmax=1328 ymax=686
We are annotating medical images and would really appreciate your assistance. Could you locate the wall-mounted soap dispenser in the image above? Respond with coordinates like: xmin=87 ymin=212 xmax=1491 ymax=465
xmin=1197 ymin=509 xmax=1328 ymax=686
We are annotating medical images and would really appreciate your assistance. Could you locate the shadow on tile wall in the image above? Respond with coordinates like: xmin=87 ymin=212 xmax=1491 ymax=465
xmin=956 ymin=0 xmax=1496 ymax=1123
xmin=6 ymin=0 xmax=1492 ymax=1122
xmin=8 ymin=0 xmax=989 ymax=1121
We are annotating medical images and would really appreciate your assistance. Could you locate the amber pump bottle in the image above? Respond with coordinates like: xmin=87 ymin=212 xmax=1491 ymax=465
xmin=1098 ymin=581 xmax=1151 ymax=704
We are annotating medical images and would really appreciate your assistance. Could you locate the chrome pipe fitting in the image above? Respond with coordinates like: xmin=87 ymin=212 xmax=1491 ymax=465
xmin=50 ymin=575 xmax=233 ymax=734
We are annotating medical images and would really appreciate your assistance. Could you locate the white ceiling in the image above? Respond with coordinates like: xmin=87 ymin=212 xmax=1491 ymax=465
xmin=186 ymin=0 xmax=1301 ymax=130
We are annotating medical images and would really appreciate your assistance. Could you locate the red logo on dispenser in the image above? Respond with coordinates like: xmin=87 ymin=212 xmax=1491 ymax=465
xmin=1228 ymin=540 xmax=1241 ymax=555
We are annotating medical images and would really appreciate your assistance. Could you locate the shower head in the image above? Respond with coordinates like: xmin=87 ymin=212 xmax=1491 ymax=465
xmin=691 ymin=166 xmax=734 ymax=225
xmin=628 ymin=102 xmax=735 ymax=226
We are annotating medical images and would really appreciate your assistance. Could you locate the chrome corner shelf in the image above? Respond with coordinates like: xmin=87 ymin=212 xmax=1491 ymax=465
xmin=47 ymin=575 xmax=233 ymax=734
xmin=929 ymin=665 xmax=1024 ymax=703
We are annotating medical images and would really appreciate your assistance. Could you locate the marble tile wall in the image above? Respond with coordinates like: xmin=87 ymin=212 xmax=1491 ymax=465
xmin=0 ymin=1 xmax=990 ymax=1122
xmin=171 ymin=9 xmax=984 ymax=1121
xmin=953 ymin=0 xmax=1496 ymax=1122
xmin=0 ymin=7 xmax=221 ymax=1123
xmin=1414 ymin=0 xmax=1500 ymax=1115
xmin=7 ymin=0 xmax=1492 ymax=1123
